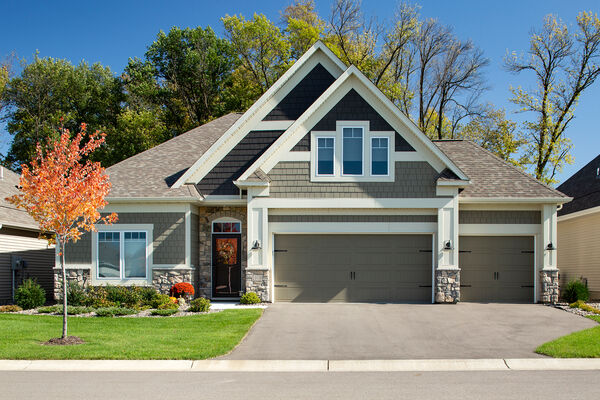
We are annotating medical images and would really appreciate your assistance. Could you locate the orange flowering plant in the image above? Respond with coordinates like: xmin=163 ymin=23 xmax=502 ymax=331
xmin=7 ymin=122 xmax=117 ymax=339
xmin=170 ymin=282 xmax=195 ymax=298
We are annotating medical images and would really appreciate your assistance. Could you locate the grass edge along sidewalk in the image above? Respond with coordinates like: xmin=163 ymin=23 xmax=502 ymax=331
xmin=0 ymin=309 xmax=262 ymax=360
xmin=536 ymin=315 xmax=600 ymax=358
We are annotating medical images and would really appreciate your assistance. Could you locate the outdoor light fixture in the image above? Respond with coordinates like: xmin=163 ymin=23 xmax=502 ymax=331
xmin=443 ymin=240 xmax=453 ymax=250
xmin=251 ymin=240 xmax=261 ymax=250
xmin=546 ymin=242 xmax=556 ymax=251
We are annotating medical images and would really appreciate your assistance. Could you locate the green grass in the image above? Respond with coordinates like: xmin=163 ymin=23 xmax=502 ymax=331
xmin=535 ymin=315 xmax=600 ymax=358
xmin=0 ymin=309 xmax=262 ymax=360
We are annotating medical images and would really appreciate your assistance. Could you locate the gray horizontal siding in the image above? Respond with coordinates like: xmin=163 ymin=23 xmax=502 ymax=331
xmin=458 ymin=210 xmax=542 ymax=224
xmin=64 ymin=212 xmax=186 ymax=266
xmin=269 ymin=214 xmax=437 ymax=223
xmin=267 ymin=161 xmax=440 ymax=198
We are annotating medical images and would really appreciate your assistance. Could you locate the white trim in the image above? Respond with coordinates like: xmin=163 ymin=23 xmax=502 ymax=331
xmin=254 ymin=120 xmax=294 ymax=131
xmin=280 ymin=151 xmax=310 ymax=162
xmin=391 ymin=152 xmax=427 ymax=162
xmin=185 ymin=209 xmax=191 ymax=267
xmin=104 ymin=203 xmax=192 ymax=213
xmin=152 ymin=264 xmax=193 ymax=270
xmin=268 ymin=208 xmax=438 ymax=215
xmin=269 ymin=222 xmax=437 ymax=234
xmin=106 ymin=197 xmax=199 ymax=203
xmin=233 ymin=180 xmax=269 ymax=188
xmin=252 ymin=197 xmax=454 ymax=209
xmin=437 ymin=180 xmax=471 ymax=187
xmin=173 ymin=42 xmax=346 ymax=188
xmin=557 ymin=205 xmax=600 ymax=221
xmin=458 ymin=197 xmax=570 ymax=204
xmin=458 ymin=224 xmax=541 ymax=235
xmin=314 ymin=134 xmax=336 ymax=177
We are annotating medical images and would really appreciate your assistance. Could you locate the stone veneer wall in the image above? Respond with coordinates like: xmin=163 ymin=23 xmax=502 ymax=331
xmin=152 ymin=268 xmax=193 ymax=295
xmin=246 ymin=269 xmax=270 ymax=301
xmin=53 ymin=268 xmax=90 ymax=300
xmin=197 ymin=207 xmax=247 ymax=298
xmin=540 ymin=269 xmax=559 ymax=304
xmin=435 ymin=269 xmax=460 ymax=303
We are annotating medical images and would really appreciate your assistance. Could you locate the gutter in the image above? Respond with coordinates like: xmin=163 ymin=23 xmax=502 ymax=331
xmin=458 ymin=197 xmax=573 ymax=204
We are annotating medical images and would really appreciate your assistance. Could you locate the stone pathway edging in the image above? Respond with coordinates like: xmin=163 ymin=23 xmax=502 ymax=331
xmin=2 ymin=358 xmax=600 ymax=372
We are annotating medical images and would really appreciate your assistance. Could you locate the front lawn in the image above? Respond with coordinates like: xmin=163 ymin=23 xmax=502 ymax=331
xmin=535 ymin=315 xmax=600 ymax=358
xmin=0 ymin=309 xmax=262 ymax=359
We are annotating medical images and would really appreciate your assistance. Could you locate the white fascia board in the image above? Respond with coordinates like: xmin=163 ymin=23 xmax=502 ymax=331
xmin=437 ymin=180 xmax=471 ymax=187
xmin=558 ymin=204 xmax=600 ymax=222
xmin=233 ymin=180 xmax=270 ymax=188
xmin=107 ymin=197 xmax=200 ymax=204
xmin=459 ymin=224 xmax=541 ymax=235
xmin=104 ymin=203 xmax=191 ymax=213
xmin=269 ymin=208 xmax=437 ymax=215
xmin=269 ymin=221 xmax=437 ymax=234
xmin=172 ymin=42 xmax=346 ymax=188
xmin=458 ymin=197 xmax=571 ymax=204
xmin=254 ymin=120 xmax=294 ymax=131
xmin=251 ymin=197 xmax=454 ymax=209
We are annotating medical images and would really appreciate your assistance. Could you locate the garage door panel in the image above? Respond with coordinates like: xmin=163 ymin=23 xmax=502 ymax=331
xmin=460 ymin=236 xmax=534 ymax=303
xmin=274 ymin=234 xmax=432 ymax=303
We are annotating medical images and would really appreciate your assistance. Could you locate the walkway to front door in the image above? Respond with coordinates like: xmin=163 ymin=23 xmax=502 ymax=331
xmin=220 ymin=303 xmax=596 ymax=360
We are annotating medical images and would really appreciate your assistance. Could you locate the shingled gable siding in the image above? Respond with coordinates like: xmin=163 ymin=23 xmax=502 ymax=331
xmin=196 ymin=130 xmax=284 ymax=195
xmin=459 ymin=210 xmax=542 ymax=224
xmin=64 ymin=212 xmax=186 ymax=267
xmin=263 ymin=63 xmax=336 ymax=121
xmin=267 ymin=161 xmax=440 ymax=198
xmin=291 ymin=89 xmax=415 ymax=152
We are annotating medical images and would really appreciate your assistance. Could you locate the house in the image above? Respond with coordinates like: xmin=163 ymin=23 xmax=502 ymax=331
xmin=0 ymin=167 xmax=55 ymax=304
xmin=557 ymin=155 xmax=600 ymax=300
xmin=59 ymin=42 xmax=569 ymax=304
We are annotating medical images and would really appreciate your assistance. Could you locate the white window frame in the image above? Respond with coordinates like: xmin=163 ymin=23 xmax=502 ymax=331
xmin=310 ymin=121 xmax=394 ymax=182
xmin=370 ymin=136 xmax=390 ymax=177
xmin=92 ymin=224 xmax=153 ymax=285
xmin=315 ymin=136 xmax=336 ymax=176
xmin=341 ymin=126 xmax=365 ymax=176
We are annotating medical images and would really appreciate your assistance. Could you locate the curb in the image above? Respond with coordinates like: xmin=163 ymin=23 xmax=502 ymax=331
xmin=1 ymin=358 xmax=600 ymax=372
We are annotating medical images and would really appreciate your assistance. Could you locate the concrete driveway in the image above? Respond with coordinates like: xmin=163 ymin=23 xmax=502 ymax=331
xmin=222 ymin=303 xmax=597 ymax=359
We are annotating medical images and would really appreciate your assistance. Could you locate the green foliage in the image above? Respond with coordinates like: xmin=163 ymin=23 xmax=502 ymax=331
xmin=240 ymin=292 xmax=261 ymax=304
xmin=37 ymin=305 xmax=59 ymax=314
xmin=82 ymin=286 xmax=115 ymax=308
xmin=80 ymin=285 xmax=159 ymax=309
xmin=569 ymin=300 xmax=600 ymax=315
xmin=150 ymin=309 xmax=178 ymax=316
xmin=14 ymin=279 xmax=46 ymax=310
xmin=95 ymin=307 xmax=137 ymax=317
xmin=38 ymin=305 xmax=94 ymax=315
xmin=151 ymin=293 xmax=176 ymax=309
xmin=64 ymin=282 xmax=87 ymax=306
xmin=0 ymin=305 xmax=22 ymax=313
xmin=563 ymin=280 xmax=590 ymax=303
xmin=189 ymin=297 xmax=211 ymax=312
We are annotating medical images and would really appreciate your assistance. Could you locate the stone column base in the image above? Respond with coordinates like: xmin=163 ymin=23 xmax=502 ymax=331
xmin=53 ymin=268 xmax=90 ymax=300
xmin=152 ymin=268 xmax=193 ymax=295
xmin=435 ymin=269 xmax=460 ymax=303
xmin=540 ymin=269 xmax=559 ymax=304
xmin=245 ymin=269 xmax=270 ymax=302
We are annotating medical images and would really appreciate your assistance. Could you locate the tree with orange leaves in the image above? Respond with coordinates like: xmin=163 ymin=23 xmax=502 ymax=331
xmin=7 ymin=122 xmax=117 ymax=340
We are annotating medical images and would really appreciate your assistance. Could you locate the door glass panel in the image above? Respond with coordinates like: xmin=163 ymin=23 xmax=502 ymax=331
xmin=98 ymin=232 xmax=120 ymax=278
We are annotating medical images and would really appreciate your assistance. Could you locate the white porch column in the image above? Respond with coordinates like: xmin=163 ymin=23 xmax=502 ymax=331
xmin=245 ymin=195 xmax=271 ymax=301
xmin=539 ymin=204 xmax=559 ymax=303
xmin=435 ymin=196 xmax=460 ymax=303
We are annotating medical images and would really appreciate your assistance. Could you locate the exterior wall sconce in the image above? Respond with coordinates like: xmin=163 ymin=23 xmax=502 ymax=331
xmin=251 ymin=240 xmax=261 ymax=250
xmin=546 ymin=242 xmax=556 ymax=251
xmin=443 ymin=240 xmax=453 ymax=250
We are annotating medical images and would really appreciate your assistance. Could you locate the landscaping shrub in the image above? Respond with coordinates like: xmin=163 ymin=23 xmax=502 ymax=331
xmin=83 ymin=286 xmax=115 ymax=308
xmin=95 ymin=306 xmax=137 ymax=317
xmin=133 ymin=286 xmax=160 ymax=305
xmin=189 ymin=297 xmax=211 ymax=312
xmin=170 ymin=282 xmax=195 ymax=298
xmin=37 ymin=305 xmax=59 ymax=314
xmin=14 ymin=279 xmax=46 ymax=309
xmin=150 ymin=309 xmax=178 ymax=316
xmin=83 ymin=285 xmax=158 ymax=308
xmin=240 ymin=292 xmax=261 ymax=304
xmin=95 ymin=307 xmax=115 ymax=317
xmin=0 ymin=305 xmax=22 ymax=313
xmin=105 ymin=285 xmax=142 ymax=307
xmin=569 ymin=300 xmax=600 ymax=315
xmin=151 ymin=294 xmax=178 ymax=310
xmin=563 ymin=280 xmax=590 ymax=303
xmin=65 ymin=282 xmax=87 ymax=306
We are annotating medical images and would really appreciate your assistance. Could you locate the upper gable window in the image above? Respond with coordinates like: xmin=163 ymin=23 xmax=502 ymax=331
xmin=317 ymin=137 xmax=335 ymax=175
xmin=371 ymin=137 xmax=389 ymax=176
xmin=342 ymin=127 xmax=363 ymax=175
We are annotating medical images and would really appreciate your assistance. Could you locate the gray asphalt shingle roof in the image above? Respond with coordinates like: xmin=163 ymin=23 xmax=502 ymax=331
xmin=434 ymin=140 xmax=567 ymax=199
xmin=0 ymin=168 xmax=40 ymax=230
xmin=107 ymin=113 xmax=242 ymax=199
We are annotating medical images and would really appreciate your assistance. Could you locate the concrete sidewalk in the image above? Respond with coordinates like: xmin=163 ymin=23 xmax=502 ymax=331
xmin=2 ymin=358 xmax=600 ymax=372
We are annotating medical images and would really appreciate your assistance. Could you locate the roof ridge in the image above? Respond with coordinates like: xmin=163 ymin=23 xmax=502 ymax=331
xmin=462 ymin=140 xmax=567 ymax=198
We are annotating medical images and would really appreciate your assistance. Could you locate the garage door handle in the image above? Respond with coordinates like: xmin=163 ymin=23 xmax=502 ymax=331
xmin=274 ymin=284 xmax=287 ymax=287
xmin=521 ymin=285 xmax=534 ymax=288
xmin=274 ymin=249 xmax=287 ymax=253
xmin=419 ymin=285 xmax=432 ymax=288
xmin=460 ymin=285 xmax=472 ymax=288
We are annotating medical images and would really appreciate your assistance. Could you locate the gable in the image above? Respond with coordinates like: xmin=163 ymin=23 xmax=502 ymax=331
xmin=196 ymin=130 xmax=283 ymax=196
xmin=263 ymin=63 xmax=336 ymax=121
xmin=557 ymin=154 xmax=600 ymax=215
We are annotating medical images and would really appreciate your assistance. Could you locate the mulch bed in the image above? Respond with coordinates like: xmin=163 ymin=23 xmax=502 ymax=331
xmin=42 ymin=336 xmax=85 ymax=346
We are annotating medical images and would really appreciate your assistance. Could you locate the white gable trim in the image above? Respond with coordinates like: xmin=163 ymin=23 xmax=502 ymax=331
xmin=238 ymin=66 xmax=468 ymax=182
xmin=172 ymin=42 xmax=346 ymax=188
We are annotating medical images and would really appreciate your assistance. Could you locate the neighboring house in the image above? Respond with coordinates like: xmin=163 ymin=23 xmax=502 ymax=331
xmin=557 ymin=155 xmax=600 ymax=300
xmin=0 ymin=167 xmax=55 ymax=304
xmin=60 ymin=42 xmax=569 ymax=304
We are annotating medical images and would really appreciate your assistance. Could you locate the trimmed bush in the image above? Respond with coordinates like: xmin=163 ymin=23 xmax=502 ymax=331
xmin=105 ymin=285 xmax=142 ymax=307
xmin=151 ymin=309 xmax=178 ymax=316
xmin=37 ymin=305 xmax=59 ymax=314
xmin=14 ymin=279 xmax=46 ymax=309
xmin=152 ymin=294 xmax=178 ymax=310
xmin=240 ymin=292 xmax=261 ymax=305
xmin=189 ymin=297 xmax=211 ymax=312
xmin=95 ymin=307 xmax=115 ymax=317
xmin=563 ymin=280 xmax=590 ymax=303
xmin=65 ymin=282 xmax=87 ymax=306
xmin=94 ymin=307 xmax=137 ymax=317
xmin=0 ymin=305 xmax=22 ymax=313
xmin=83 ymin=286 xmax=115 ymax=308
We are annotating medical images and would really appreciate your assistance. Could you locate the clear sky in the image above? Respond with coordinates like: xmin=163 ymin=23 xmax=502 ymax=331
xmin=1 ymin=0 xmax=599 ymax=185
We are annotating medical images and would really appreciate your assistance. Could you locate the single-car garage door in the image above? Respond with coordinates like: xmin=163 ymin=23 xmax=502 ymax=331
xmin=459 ymin=236 xmax=534 ymax=303
xmin=274 ymin=234 xmax=432 ymax=303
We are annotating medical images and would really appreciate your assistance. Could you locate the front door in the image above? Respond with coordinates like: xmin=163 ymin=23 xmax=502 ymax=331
xmin=212 ymin=234 xmax=242 ymax=298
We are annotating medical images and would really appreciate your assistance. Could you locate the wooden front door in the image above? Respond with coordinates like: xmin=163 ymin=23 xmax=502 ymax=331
xmin=212 ymin=234 xmax=242 ymax=298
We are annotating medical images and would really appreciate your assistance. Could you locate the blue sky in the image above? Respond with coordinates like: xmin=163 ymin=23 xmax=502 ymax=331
xmin=1 ymin=0 xmax=599 ymax=184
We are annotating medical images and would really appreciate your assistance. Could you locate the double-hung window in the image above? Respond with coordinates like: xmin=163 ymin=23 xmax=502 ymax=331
xmin=98 ymin=231 xmax=147 ymax=279
xmin=371 ymin=137 xmax=389 ymax=176
xmin=316 ymin=137 xmax=335 ymax=175
xmin=342 ymin=127 xmax=363 ymax=175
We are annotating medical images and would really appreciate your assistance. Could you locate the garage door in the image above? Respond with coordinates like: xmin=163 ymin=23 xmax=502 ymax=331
xmin=459 ymin=236 xmax=534 ymax=303
xmin=274 ymin=234 xmax=432 ymax=302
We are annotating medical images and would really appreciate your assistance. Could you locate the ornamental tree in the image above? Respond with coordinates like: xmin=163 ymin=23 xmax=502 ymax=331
xmin=7 ymin=122 xmax=117 ymax=340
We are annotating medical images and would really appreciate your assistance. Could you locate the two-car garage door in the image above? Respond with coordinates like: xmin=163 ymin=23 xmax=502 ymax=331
xmin=274 ymin=234 xmax=535 ymax=303
xmin=274 ymin=234 xmax=432 ymax=302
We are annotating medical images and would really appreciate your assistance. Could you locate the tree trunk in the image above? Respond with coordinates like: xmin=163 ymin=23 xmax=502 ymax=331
xmin=60 ymin=238 xmax=68 ymax=339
